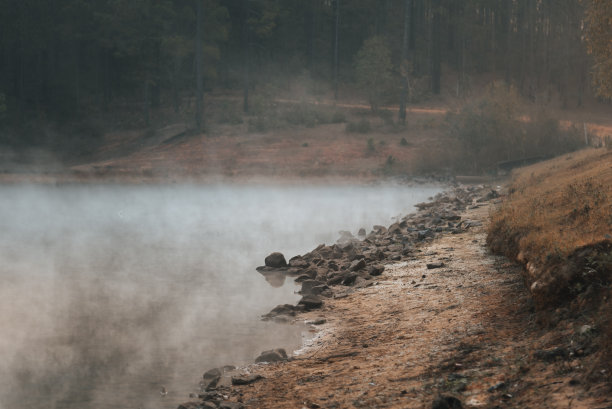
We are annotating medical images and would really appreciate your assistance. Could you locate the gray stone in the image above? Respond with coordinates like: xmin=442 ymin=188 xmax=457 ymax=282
xmin=298 ymin=294 xmax=323 ymax=310
xmin=426 ymin=262 xmax=445 ymax=269
xmin=219 ymin=403 xmax=244 ymax=409
xmin=265 ymin=252 xmax=287 ymax=268
xmin=255 ymin=348 xmax=288 ymax=363
xmin=231 ymin=374 xmax=263 ymax=385
xmin=349 ymin=259 xmax=366 ymax=271
xmin=368 ymin=265 xmax=385 ymax=276
xmin=202 ymin=368 xmax=221 ymax=390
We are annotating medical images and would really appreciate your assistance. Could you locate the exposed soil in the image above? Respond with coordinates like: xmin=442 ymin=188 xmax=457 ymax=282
xmin=195 ymin=201 xmax=611 ymax=409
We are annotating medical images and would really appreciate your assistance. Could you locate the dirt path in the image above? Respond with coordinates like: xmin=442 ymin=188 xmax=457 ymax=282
xmin=222 ymin=204 xmax=611 ymax=409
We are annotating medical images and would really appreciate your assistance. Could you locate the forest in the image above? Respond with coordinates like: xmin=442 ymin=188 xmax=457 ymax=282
xmin=0 ymin=0 xmax=609 ymax=155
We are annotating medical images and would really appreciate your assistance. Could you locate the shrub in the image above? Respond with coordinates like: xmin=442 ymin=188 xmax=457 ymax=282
xmin=400 ymin=137 xmax=409 ymax=146
xmin=331 ymin=111 xmax=346 ymax=123
xmin=215 ymin=100 xmax=243 ymax=125
xmin=381 ymin=155 xmax=397 ymax=175
xmin=446 ymin=82 xmax=583 ymax=173
xmin=366 ymin=137 xmax=376 ymax=154
xmin=346 ymin=119 xmax=371 ymax=134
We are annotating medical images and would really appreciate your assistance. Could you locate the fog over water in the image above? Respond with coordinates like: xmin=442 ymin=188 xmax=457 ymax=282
xmin=0 ymin=183 xmax=441 ymax=409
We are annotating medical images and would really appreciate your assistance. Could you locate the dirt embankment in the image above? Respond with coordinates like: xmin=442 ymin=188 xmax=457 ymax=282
xmin=174 ymin=180 xmax=612 ymax=409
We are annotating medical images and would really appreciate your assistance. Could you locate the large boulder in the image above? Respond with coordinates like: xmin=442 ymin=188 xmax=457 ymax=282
xmin=255 ymin=348 xmax=288 ymax=363
xmin=201 ymin=368 xmax=222 ymax=391
xmin=298 ymin=294 xmax=323 ymax=310
xmin=265 ymin=252 xmax=287 ymax=268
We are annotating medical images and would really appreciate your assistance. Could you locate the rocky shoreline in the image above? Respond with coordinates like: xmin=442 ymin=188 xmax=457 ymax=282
xmin=175 ymin=184 xmax=502 ymax=409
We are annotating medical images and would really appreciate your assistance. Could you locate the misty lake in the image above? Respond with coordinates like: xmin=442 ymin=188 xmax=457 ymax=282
xmin=0 ymin=182 xmax=441 ymax=409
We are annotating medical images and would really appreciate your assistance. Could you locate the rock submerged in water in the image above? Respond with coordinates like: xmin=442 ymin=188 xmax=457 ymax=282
xmin=265 ymin=252 xmax=287 ymax=268
xmin=255 ymin=348 xmax=288 ymax=363
xmin=201 ymin=367 xmax=222 ymax=391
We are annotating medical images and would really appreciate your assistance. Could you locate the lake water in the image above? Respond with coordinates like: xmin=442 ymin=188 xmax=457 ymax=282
xmin=0 ymin=183 xmax=441 ymax=409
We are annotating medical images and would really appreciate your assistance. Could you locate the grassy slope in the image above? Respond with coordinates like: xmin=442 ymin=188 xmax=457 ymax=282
xmin=487 ymin=147 xmax=612 ymax=308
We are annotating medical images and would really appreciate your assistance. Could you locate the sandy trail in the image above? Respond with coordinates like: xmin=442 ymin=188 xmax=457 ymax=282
xmin=226 ymin=204 xmax=611 ymax=409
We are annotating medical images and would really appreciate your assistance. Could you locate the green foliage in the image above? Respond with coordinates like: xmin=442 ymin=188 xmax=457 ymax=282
xmin=355 ymin=36 xmax=394 ymax=112
xmin=346 ymin=119 xmax=371 ymax=134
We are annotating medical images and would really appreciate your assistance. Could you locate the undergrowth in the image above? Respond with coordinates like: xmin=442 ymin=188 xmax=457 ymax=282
xmin=487 ymin=148 xmax=612 ymax=308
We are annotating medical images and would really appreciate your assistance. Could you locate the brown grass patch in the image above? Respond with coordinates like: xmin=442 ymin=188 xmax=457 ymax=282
xmin=487 ymin=148 xmax=612 ymax=308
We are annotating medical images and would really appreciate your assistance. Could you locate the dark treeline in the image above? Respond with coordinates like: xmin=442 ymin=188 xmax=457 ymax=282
xmin=0 ymin=0 xmax=591 ymax=135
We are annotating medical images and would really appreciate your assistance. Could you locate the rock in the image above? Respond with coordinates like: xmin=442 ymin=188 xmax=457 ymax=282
xmin=426 ymin=262 xmax=445 ymax=269
xmin=307 ymin=318 xmax=327 ymax=325
xmin=288 ymin=256 xmax=309 ymax=268
xmin=294 ymin=274 xmax=312 ymax=282
xmin=312 ymin=284 xmax=331 ymax=296
xmin=266 ymin=304 xmax=298 ymax=317
xmin=300 ymin=279 xmax=325 ymax=295
xmin=202 ymin=368 xmax=222 ymax=391
xmin=298 ymin=294 xmax=323 ymax=310
xmin=231 ymin=374 xmax=263 ymax=385
xmin=373 ymin=225 xmax=387 ymax=233
xmin=199 ymin=391 xmax=224 ymax=401
xmin=534 ymin=347 xmax=567 ymax=361
xmin=349 ymin=259 xmax=366 ymax=271
xmin=219 ymin=403 xmax=244 ymax=409
xmin=342 ymin=273 xmax=358 ymax=286
xmin=388 ymin=223 xmax=402 ymax=235
xmin=487 ymin=381 xmax=506 ymax=392
xmin=337 ymin=242 xmax=354 ymax=252
xmin=358 ymin=228 xmax=366 ymax=236
xmin=327 ymin=274 xmax=344 ymax=286
xmin=432 ymin=395 xmax=463 ymax=409
xmin=580 ymin=325 xmax=594 ymax=335
xmin=368 ymin=265 xmax=385 ymax=276
xmin=350 ymin=253 xmax=366 ymax=262
xmin=265 ymin=252 xmax=287 ymax=268
xmin=177 ymin=402 xmax=206 ymax=409
xmin=255 ymin=348 xmax=288 ymax=363
xmin=328 ymin=261 xmax=339 ymax=271
xmin=417 ymin=230 xmax=433 ymax=240
xmin=201 ymin=403 xmax=218 ymax=409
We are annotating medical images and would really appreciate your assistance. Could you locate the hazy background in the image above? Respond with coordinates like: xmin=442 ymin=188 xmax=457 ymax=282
xmin=0 ymin=182 xmax=440 ymax=409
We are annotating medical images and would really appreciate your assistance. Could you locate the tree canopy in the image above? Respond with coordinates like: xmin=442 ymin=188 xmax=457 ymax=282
xmin=0 ymin=0 xmax=602 ymax=147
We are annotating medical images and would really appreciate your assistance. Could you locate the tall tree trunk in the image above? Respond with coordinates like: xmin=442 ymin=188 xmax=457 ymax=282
xmin=144 ymin=77 xmax=150 ymax=126
xmin=242 ymin=0 xmax=249 ymax=113
xmin=333 ymin=0 xmax=340 ymax=100
xmin=195 ymin=0 xmax=204 ymax=132
xmin=399 ymin=0 xmax=411 ymax=124
xmin=431 ymin=0 xmax=441 ymax=94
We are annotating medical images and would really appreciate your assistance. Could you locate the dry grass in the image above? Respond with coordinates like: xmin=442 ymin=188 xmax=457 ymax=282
xmin=487 ymin=148 xmax=612 ymax=307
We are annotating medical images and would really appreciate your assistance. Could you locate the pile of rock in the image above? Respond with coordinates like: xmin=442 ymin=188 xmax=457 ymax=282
xmin=259 ymin=185 xmax=498 ymax=322
xmin=175 ymin=184 xmax=500 ymax=409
